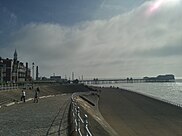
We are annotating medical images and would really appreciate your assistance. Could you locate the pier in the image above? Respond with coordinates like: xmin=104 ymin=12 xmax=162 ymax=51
xmin=82 ymin=78 xmax=145 ymax=84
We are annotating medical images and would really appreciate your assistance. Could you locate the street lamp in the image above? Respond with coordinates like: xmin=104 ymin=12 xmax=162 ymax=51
xmin=32 ymin=62 xmax=34 ymax=80
xmin=0 ymin=64 xmax=5 ymax=83
xmin=0 ymin=65 xmax=3 ymax=83
xmin=17 ymin=62 xmax=19 ymax=82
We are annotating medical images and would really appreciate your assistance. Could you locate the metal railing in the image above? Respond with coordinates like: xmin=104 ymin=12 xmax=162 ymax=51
xmin=72 ymin=100 xmax=93 ymax=136
xmin=0 ymin=84 xmax=18 ymax=91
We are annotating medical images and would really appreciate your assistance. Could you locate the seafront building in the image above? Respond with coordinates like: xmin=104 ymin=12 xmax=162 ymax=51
xmin=0 ymin=50 xmax=31 ymax=83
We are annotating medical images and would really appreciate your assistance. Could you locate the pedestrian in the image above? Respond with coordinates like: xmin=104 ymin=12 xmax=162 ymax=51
xmin=34 ymin=87 xmax=40 ymax=103
xmin=21 ymin=90 xmax=26 ymax=102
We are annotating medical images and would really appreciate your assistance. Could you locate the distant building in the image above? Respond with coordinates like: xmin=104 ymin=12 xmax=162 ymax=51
xmin=18 ymin=62 xmax=26 ymax=82
xmin=0 ymin=57 xmax=13 ymax=83
xmin=50 ymin=76 xmax=61 ymax=82
xmin=3 ymin=58 xmax=13 ymax=82
xmin=0 ymin=50 xmax=32 ymax=83
xmin=25 ymin=62 xmax=31 ymax=81
xmin=12 ymin=50 xmax=19 ymax=82
xmin=143 ymin=74 xmax=175 ymax=82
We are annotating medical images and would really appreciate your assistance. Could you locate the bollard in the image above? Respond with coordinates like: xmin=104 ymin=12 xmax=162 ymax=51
xmin=84 ymin=114 xmax=89 ymax=136
xmin=72 ymin=102 xmax=78 ymax=133
xmin=77 ymin=107 xmax=81 ymax=133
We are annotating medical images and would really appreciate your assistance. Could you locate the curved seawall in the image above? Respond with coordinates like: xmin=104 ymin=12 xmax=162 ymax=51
xmin=98 ymin=87 xmax=182 ymax=136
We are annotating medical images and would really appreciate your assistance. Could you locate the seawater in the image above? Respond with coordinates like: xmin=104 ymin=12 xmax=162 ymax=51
xmin=92 ymin=81 xmax=182 ymax=106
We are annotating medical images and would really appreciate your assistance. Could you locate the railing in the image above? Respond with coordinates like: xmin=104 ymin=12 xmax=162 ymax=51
xmin=0 ymin=84 xmax=18 ymax=91
xmin=71 ymin=99 xmax=93 ymax=136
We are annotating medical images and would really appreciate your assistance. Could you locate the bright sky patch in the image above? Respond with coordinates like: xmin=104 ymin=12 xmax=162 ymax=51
xmin=147 ymin=0 xmax=181 ymax=15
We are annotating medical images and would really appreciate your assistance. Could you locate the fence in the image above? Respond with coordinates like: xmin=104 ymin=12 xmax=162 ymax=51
xmin=71 ymin=99 xmax=93 ymax=136
xmin=0 ymin=84 xmax=18 ymax=91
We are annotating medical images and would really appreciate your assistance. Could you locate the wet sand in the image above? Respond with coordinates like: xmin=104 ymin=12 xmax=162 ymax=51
xmin=98 ymin=87 xmax=182 ymax=136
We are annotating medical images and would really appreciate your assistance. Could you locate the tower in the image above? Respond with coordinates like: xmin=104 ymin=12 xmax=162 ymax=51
xmin=32 ymin=62 xmax=35 ymax=80
xmin=14 ymin=49 xmax=17 ymax=61
xmin=36 ymin=66 xmax=39 ymax=80
xmin=25 ymin=62 xmax=28 ymax=81
xmin=72 ymin=72 xmax=74 ymax=81
xmin=12 ymin=49 xmax=18 ymax=82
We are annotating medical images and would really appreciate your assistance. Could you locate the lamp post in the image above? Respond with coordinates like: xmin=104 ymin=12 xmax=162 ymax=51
xmin=0 ymin=66 xmax=3 ymax=83
xmin=32 ymin=62 xmax=34 ymax=80
xmin=17 ymin=63 xmax=19 ymax=82
xmin=0 ymin=64 xmax=5 ymax=83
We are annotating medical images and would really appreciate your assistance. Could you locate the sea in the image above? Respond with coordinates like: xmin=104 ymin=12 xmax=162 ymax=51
xmin=92 ymin=79 xmax=182 ymax=107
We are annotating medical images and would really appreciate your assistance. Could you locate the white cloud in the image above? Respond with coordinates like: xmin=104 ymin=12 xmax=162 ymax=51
xmin=1 ymin=0 xmax=182 ymax=78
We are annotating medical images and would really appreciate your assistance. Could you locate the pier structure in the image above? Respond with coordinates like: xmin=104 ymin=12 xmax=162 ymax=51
xmin=82 ymin=78 xmax=145 ymax=84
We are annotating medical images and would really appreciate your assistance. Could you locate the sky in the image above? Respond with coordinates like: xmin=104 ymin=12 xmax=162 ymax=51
xmin=0 ymin=0 xmax=182 ymax=79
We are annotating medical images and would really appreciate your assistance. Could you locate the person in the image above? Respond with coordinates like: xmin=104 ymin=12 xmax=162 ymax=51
xmin=21 ymin=90 xmax=26 ymax=102
xmin=34 ymin=87 xmax=40 ymax=103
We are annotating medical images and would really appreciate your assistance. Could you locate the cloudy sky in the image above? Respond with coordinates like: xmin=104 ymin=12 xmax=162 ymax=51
xmin=0 ymin=0 xmax=182 ymax=79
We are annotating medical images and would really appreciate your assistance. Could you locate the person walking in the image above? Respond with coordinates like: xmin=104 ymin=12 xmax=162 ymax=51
xmin=34 ymin=87 xmax=40 ymax=103
xmin=21 ymin=90 xmax=26 ymax=102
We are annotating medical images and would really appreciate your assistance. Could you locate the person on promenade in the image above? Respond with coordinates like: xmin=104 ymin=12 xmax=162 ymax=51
xmin=34 ymin=87 xmax=40 ymax=103
xmin=21 ymin=90 xmax=26 ymax=102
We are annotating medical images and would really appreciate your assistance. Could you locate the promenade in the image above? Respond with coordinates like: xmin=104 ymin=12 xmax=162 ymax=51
xmin=0 ymin=84 xmax=92 ymax=136
xmin=1 ymin=84 xmax=182 ymax=136
xmin=0 ymin=94 xmax=71 ymax=136
xmin=98 ymin=87 xmax=182 ymax=136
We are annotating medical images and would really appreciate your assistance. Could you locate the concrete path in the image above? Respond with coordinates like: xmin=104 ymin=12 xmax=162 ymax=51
xmin=0 ymin=94 xmax=71 ymax=136
xmin=99 ymin=87 xmax=182 ymax=136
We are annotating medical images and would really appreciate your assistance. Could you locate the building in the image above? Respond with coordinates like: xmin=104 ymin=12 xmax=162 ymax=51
xmin=0 ymin=57 xmax=13 ymax=83
xmin=143 ymin=74 xmax=175 ymax=82
xmin=25 ymin=62 xmax=31 ymax=81
xmin=12 ymin=50 xmax=18 ymax=82
xmin=12 ymin=50 xmax=32 ymax=83
xmin=18 ymin=62 xmax=26 ymax=82
xmin=50 ymin=76 xmax=61 ymax=81
xmin=0 ymin=58 xmax=6 ymax=83
xmin=0 ymin=50 xmax=32 ymax=83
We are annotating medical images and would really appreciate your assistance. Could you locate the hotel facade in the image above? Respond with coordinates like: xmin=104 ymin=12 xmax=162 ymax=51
xmin=0 ymin=50 xmax=31 ymax=83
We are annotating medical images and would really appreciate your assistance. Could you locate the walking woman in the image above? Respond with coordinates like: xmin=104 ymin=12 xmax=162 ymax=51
xmin=34 ymin=87 xmax=40 ymax=103
xmin=21 ymin=90 xmax=26 ymax=102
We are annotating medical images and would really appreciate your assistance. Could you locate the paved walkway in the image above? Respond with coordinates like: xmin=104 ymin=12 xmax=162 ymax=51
xmin=0 ymin=94 xmax=71 ymax=136
xmin=99 ymin=87 xmax=182 ymax=136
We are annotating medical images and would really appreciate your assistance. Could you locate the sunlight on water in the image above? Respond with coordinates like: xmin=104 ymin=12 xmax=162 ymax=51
xmin=93 ymin=82 xmax=182 ymax=106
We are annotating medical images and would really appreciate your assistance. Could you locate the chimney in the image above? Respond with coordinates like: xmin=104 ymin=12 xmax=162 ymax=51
xmin=36 ymin=66 xmax=39 ymax=80
xmin=25 ymin=62 xmax=28 ymax=81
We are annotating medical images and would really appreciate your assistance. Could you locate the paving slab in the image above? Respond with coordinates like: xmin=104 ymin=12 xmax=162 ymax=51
xmin=0 ymin=94 xmax=71 ymax=136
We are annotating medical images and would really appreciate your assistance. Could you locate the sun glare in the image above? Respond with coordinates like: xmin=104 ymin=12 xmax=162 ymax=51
xmin=149 ymin=0 xmax=163 ymax=13
xmin=147 ymin=0 xmax=181 ymax=15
